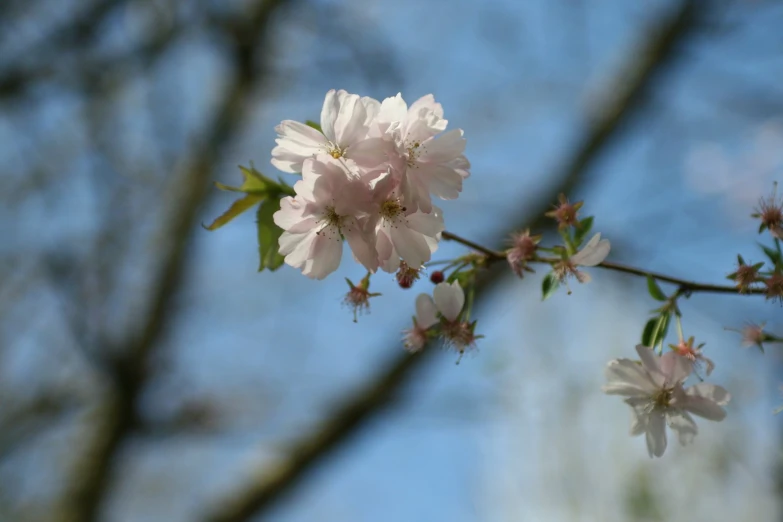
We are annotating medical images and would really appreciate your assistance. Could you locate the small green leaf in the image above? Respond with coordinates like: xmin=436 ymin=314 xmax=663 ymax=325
xmin=203 ymin=193 xmax=264 ymax=231
xmin=641 ymin=314 xmax=670 ymax=348
xmin=760 ymin=243 xmax=782 ymax=265
xmin=541 ymin=273 xmax=560 ymax=301
xmin=559 ymin=228 xmax=576 ymax=255
xmin=256 ymin=198 xmax=285 ymax=271
xmin=737 ymin=254 xmax=746 ymax=266
xmin=646 ymin=275 xmax=667 ymax=301
xmin=657 ymin=313 xmax=671 ymax=345
xmin=448 ymin=270 xmax=473 ymax=288
xmin=574 ymin=216 xmax=594 ymax=246
xmin=305 ymin=120 xmax=323 ymax=132
xmin=215 ymin=165 xmax=273 ymax=195
xmin=641 ymin=318 xmax=658 ymax=347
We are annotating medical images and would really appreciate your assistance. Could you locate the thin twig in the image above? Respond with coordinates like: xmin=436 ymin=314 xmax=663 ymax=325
xmin=441 ymin=230 xmax=768 ymax=296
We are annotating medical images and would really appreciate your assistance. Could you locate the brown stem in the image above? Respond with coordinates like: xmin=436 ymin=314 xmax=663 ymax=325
xmin=441 ymin=231 xmax=768 ymax=296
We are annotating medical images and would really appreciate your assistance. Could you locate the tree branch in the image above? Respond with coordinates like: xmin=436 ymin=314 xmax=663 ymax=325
xmin=441 ymin=230 xmax=768 ymax=295
xmin=204 ymin=2 xmax=702 ymax=521
xmin=62 ymin=2 xmax=294 ymax=521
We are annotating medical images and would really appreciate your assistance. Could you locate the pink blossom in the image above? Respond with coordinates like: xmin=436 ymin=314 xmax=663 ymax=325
xmin=271 ymin=90 xmax=380 ymax=173
xmin=373 ymin=94 xmax=470 ymax=213
xmin=370 ymin=172 xmax=444 ymax=272
xmin=273 ymin=155 xmax=378 ymax=279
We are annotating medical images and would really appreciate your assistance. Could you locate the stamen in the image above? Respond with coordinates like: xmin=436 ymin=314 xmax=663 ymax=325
xmin=405 ymin=140 xmax=424 ymax=168
xmin=380 ymin=199 xmax=406 ymax=224
xmin=316 ymin=205 xmax=343 ymax=237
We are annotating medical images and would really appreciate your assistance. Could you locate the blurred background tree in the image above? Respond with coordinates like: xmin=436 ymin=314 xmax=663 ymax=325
xmin=1 ymin=0 xmax=782 ymax=521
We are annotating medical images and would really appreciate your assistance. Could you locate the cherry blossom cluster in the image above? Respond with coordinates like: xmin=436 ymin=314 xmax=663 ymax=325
xmin=270 ymin=90 xmax=469 ymax=279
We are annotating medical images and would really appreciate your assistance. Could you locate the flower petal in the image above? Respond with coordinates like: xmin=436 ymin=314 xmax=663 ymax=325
xmin=302 ymin=232 xmax=342 ymax=280
xmin=348 ymin=137 xmax=392 ymax=168
xmin=278 ymin=229 xmax=314 ymax=267
xmin=635 ymin=345 xmax=663 ymax=379
xmin=334 ymin=92 xmax=367 ymax=147
xmin=666 ymin=409 xmax=698 ymax=446
xmin=389 ymin=223 xmax=431 ymax=269
xmin=687 ymin=383 xmax=731 ymax=406
xmin=418 ymin=129 xmax=466 ymax=163
xmin=659 ymin=352 xmax=693 ymax=385
xmin=405 ymin=208 xmax=444 ymax=238
xmin=415 ymin=293 xmax=438 ymax=328
xmin=645 ymin=411 xmax=667 ymax=458
xmin=602 ymin=359 xmax=658 ymax=397
xmin=629 ymin=406 xmax=647 ymax=436
xmin=418 ymin=164 xmax=463 ymax=200
xmin=343 ymin=218 xmax=378 ymax=273
xmin=433 ymin=281 xmax=464 ymax=322
xmin=320 ymin=89 xmax=341 ymax=142
xmin=571 ymin=234 xmax=611 ymax=267
xmin=682 ymin=397 xmax=726 ymax=422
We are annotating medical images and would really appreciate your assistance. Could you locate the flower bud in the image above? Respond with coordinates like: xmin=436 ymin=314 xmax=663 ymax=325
xmin=344 ymin=274 xmax=381 ymax=322
xmin=545 ymin=193 xmax=583 ymax=230
xmin=752 ymin=182 xmax=783 ymax=239
xmin=396 ymin=261 xmax=421 ymax=289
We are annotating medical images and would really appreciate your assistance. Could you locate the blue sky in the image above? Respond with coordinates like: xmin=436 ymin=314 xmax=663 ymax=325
xmin=3 ymin=0 xmax=783 ymax=520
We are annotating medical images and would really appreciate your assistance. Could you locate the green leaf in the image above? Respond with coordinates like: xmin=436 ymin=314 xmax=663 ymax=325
xmin=641 ymin=314 xmax=671 ymax=348
xmin=203 ymin=193 xmax=264 ymax=231
xmin=541 ymin=273 xmax=560 ymax=301
xmin=737 ymin=254 xmax=746 ymax=266
xmin=215 ymin=165 xmax=273 ymax=195
xmin=641 ymin=318 xmax=658 ymax=347
xmin=759 ymin=243 xmax=782 ymax=265
xmin=657 ymin=313 xmax=671 ymax=344
xmin=574 ymin=216 xmax=594 ymax=246
xmin=256 ymin=198 xmax=285 ymax=271
xmin=559 ymin=228 xmax=576 ymax=255
xmin=646 ymin=275 xmax=667 ymax=301
xmin=305 ymin=120 xmax=323 ymax=133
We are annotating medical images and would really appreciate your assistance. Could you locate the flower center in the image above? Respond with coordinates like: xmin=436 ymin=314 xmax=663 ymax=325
xmin=651 ymin=388 xmax=673 ymax=410
xmin=405 ymin=140 xmax=423 ymax=168
xmin=380 ymin=199 xmax=406 ymax=221
xmin=326 ymin=143 xmax=344 ymax=159
xmin=316 ymin=205 xmax=343 ymax=237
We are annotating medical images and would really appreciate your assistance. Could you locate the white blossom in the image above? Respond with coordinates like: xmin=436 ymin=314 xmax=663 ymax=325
xmin=603 ymin=345 xmax=730 ymax=458
xmin=271 ymin=90 xmax=378 ymax=173
xmin=403 ymin=293 xmax=439 ymax=352
xmin=554 ymin=233 xmax=611 ymax=287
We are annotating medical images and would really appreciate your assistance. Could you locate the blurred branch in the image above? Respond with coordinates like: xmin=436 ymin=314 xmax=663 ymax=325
xmin=204 ymin=1 xmax=702 ymax=521
xmin=0 ymin=0 xmax=127 ymax=96
xmin=61 ymin=1 xmax=294 ymax=521
xmin=0 ymin=9 xmax=184 ymax=98
xmin=0 ymin=393 xmax=77 ymax=461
